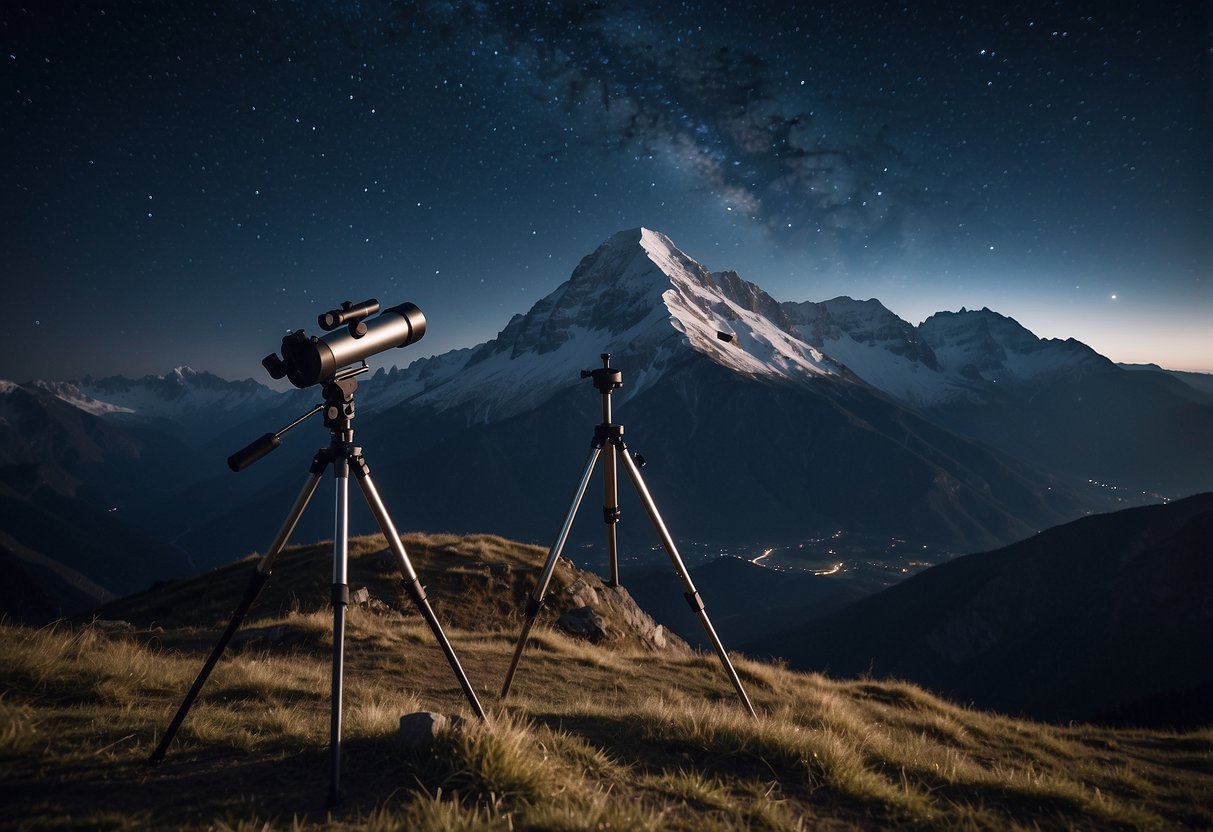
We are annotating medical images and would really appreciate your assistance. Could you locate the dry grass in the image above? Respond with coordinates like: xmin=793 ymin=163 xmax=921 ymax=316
xmin=3 ymin=532 xmax=1211 ymax=830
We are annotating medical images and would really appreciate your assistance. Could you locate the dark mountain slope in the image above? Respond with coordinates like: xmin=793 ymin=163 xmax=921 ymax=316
xmin=625 ymin=555 xmax=866 ymax=650
xmin=752 ymin=493 xmax=1213 ymax=726
xmin=0 ymin=529 xmax=116 ymax=623
xmin=923 ymin=360 xmax=1213 ymax=497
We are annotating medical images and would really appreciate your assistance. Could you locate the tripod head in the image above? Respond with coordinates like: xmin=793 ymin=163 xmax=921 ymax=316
xmin=581 ymin=353 xmax=626 ymax=433
xmin=227 ymin=364 xmax=368 ymax=472
xmin=581 ymin=353 xmax=622 ymax=394
xmin=319 ymin=370 xmax=361 ymax=440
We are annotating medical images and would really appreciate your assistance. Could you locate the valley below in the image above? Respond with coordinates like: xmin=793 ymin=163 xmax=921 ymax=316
xmin=572 ymin=531 xmax=954 ymax=599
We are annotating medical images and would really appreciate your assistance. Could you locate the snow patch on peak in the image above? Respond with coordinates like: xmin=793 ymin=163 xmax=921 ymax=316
xmin=783 ymin=297 xmax=957 ymax=405
xmin=46 ymin=370 xmax=282 ymax=430
xmin=28 ymin=380 xmax=135 ymax=416
xmin=660 ymin=277 xmax=840 ymax=383
xmin=920 ymin=308 xmax=1107 ymax=382
xmin=636 ymin=228 xmax=713 ymax=288
xmin=623 ymin=230 xmax=840 ymax=383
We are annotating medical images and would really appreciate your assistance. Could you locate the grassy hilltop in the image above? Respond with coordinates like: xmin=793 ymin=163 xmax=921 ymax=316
xmin=1 ymin=532 xmax=1210 ymax=830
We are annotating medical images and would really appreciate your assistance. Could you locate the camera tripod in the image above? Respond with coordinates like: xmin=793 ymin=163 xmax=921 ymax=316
xmin=500 ymin=354 xmax=756 ymax=717
xmin=147 ymin=369 xmax=486 ymax=805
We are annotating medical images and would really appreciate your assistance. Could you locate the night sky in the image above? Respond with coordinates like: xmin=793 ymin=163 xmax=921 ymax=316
xmin=3 ymin=0 xmax=1210 ymax=384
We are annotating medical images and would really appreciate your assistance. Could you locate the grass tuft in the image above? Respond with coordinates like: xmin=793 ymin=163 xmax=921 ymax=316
xmin=0 ymin=696 xmax=40 ymax=757
xmin=418 ymin=713 xmax=561 ymax=805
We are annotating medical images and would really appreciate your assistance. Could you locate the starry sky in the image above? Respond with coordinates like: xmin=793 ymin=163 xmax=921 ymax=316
xmin=3 ymin=0 xmax=1210 ymax=384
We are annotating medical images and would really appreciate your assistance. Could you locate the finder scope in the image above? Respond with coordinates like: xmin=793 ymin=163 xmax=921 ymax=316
xmin=262 ymin=299 xmax=426 ymax=389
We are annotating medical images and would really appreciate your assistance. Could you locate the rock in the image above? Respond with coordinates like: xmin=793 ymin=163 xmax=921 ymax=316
xmin=556 ymin=606 xmax=609 ymax=642
xmin=398 ymin=711 xmax=447 ymax=752
xmin=368 ymin=598 xmax=395 ymax=615
xmin=87 ymin=620 xmax=136 ymax=637
xmin=602 ymin=585 xmax=671 ymax=649
xmin=546 ymin=571 xmax=687 ymax=652
xmin=351 ymin=586 xmax=370 ymax=607
xmin=566 ymin=578 xmax=599 ymax=608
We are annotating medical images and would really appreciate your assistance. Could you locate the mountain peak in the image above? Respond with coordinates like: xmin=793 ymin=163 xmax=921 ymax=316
xmin=602 ymin=225 xmax=671 ymax=251
xmin=920 ymin=308 xmax=1108 ymax=381
xmin=560 ymin=228 xmax=840 ymax=383
xmin=602 ymin=225 xmax=648 ymax=246
xmin=567 ymin=226 xmax=712 ymax=296
xmin=368 ymin=229 xmax=843 ymax=421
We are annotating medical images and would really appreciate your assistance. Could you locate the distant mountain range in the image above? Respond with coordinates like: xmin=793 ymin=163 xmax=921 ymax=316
xmin=2 ymin=228 xmax=1211 ymax=623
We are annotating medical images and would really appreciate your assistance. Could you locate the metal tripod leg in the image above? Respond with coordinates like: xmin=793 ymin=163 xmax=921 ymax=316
xmin=328 ymin=455 xmax=350 ymax=804
xmin=501 ymin=445 xmax=602 ymax=698
xmin=148 ymin=469 xmax=325 ymax=766
xmin=617 ymin=447 xmax=757 ymax=718
xmin=603 ymin=444 xmax=621 ymax=587
xmin=353 ymin=459 xmax=487 ymax=720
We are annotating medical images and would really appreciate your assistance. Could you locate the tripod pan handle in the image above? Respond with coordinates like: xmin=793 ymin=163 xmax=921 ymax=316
xmin=228 ymin=433 xmax=281 ymax=472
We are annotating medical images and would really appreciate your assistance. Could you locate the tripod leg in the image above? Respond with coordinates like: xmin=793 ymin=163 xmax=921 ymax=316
xmin=501 ymin=445 xmax=602 ymax=698
xmin=148 ymin=470 xmax=324 ymax=765
xmin=603 ymin=444 xmax=621 ymax=588
xmin=352 ymin=461 xmax=488 ymax=720
xmin=617 ymin=448 xmax=757 ymax=718
xmin=329 ymin=456 xmax=350 ymax=805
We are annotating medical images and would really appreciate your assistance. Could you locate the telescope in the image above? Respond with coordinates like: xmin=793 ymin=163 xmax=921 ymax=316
xmin=152 ymin=298 xmax=487 ymax=807
xmin=262 ymin=299 xmax=426 ymax=388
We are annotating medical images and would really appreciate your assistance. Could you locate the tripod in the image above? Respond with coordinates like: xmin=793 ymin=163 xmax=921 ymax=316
xmin=500 ymin=354 xmax=756 ymax=717
xmin=147 ymin=369 xmax=486 ymax=805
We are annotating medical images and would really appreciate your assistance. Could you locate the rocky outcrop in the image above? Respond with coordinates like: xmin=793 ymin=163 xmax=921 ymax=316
xmin=552 ymin=571 xmax=680 ymax=652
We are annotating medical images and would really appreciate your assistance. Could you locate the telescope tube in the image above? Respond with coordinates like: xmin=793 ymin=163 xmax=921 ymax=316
xmin=278 ymin=302 xmax=426 ymax=388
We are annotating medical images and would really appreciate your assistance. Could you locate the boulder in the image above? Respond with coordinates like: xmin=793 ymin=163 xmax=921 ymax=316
xmin=556 ymin=606 xmax=609 ymax=642
xmin=398 ymin=711 xmax=448 ymax=752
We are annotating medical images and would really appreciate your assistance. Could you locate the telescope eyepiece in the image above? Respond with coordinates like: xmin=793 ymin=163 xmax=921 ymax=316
xmin=262 ymin=353 xmax=288 ymax=380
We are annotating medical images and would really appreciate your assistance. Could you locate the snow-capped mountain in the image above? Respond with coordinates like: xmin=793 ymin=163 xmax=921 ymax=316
xmin=364 ymin=228 xmax=1151 ymax=423
xmin=779 ymin=292 xmax=1212 ymax=497
xmin=23 ymin=380 xmax=135 ymax=417
xmin=783 ymin=297 xmax=957 ymax=404
xmin=367 ymin=228 xmax=844 ymax=421
xmin=0 ymin=380 xmax=142 ymax=476
xmin=918 ymin=308 xmax=1109 ymax=388
xmin=69 ymin=367 xmax=279 ymax=430
xmin=781 ymin=299 xmax=1118 ymax=407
